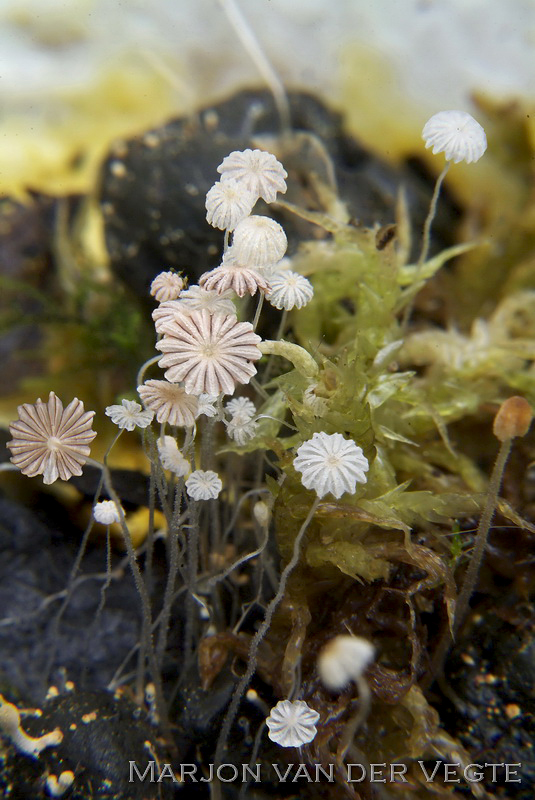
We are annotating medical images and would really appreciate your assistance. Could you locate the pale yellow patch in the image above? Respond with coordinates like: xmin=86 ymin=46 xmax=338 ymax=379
xmin=0 ymin=61 xmax=186 ymax=198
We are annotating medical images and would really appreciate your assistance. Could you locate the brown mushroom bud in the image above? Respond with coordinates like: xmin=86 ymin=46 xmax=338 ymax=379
xmin=493 ymin=396 xmax=533 ymax=442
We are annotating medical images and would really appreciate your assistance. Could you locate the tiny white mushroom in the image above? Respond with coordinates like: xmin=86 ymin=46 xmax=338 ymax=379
xmin=318 ymin=635 xmax=376 ymax=760
xmin=317 ymin=635 xmax=375 ymax=691
xmin=157 ymin=436 xmax=190 ymax=477
xmin=422 ymin=110 xmax=487 ymax=164
xmin=185 ymin=469 xmax=222 ymax=501
xmin=265 ymin=699 xmax=319 ymax=748
xmin=205 ymin=178 xmax=257 ymax=231
xmin=217 ymin=148 xmax=287 ymax=204
xmin=231 ymin=215 xmax=287 ymax=268
xmin=253 ymin=500 xmax=270 ymax=528
xmin=412 ymin=109 xmax=488 ymax=279
xmin=150 ymin=271 xmax=184 ymax=303
xmin=267 ymin=270 xmax=314 ymax=310
xmin=226 ymin=413 xmax=258 ymax=446
xmin=93 ymin=499 xmax=122 ymax=525
xmin=293 ymin=432 xmax=369 ymax=499
xmin=105 ymin=399 xmax=154 ymax=431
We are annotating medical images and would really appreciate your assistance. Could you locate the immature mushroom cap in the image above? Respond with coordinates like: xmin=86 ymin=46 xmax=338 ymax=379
xmin=157 ymin=436 xmax=190 ymax=476
xmin=317 ymin=635 xmax=376 ymax=691
xmin=267 ymin=270 xmax=314 ymax=310
xmin=493 ymin=396 xmax=533 ymax=442
xmin=253 ymin=500 xmax=270 ymax=527
xmin=205 ymin=178 xmax=257 ymax=231
xmin=231 ymin=215 xmax=288 ymax=268
xmin=93 ymin=499 xmax=122 ymax=525
xmin=150 ymin=271 xmax=184 ymax=303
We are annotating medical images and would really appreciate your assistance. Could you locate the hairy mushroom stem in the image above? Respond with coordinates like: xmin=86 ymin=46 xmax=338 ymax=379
xmin=213 ymin=496 xmax=320 ymax=769
xmin=430 ymin=396 xmax=532 ymax=680
xmin=417 ymin=163 xmax=450 ymax=270
xmin=85 ymin=456 xmax=176 ymax=756
xmin=402 ymin=163 xmax=449 ymax=330
xmin=336 ymin=675 xmax=372 ymax=765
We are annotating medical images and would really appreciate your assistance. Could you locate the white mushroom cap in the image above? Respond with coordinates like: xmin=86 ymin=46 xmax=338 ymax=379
xmin=205 ymin=178 xmax=256 ymax=231
xmin=317 ymin=635 xmax=375 ymax=691
xmin=231 ymin=215 xmax=287 ymax=268
xmin=265 ymin=699 xmax=319 ymax=747
xmin=422 ymin=110 xmax=487 ymax=164
xmin=150 ymin=271 xmax=184 ymax=303
xmin=217 ymin=148 xmax=287 ymax=204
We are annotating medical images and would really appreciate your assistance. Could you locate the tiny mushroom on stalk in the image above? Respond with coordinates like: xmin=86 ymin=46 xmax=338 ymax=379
xmin=317 ymin=635 xmax=376 ymax=691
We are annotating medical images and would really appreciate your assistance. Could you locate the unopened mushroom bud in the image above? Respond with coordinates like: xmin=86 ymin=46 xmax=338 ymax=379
xmin=144 ymin=683 xmax=159 ymax=724
xmin=317 ymin=635 xmax=375 ymax=691
xmin=0 ymin=696 xmax=63 ymax=758
xmin=493 ymin=396 xmax=533 ymax=442
xmin=45 ymin=771 xmax=75 ymax=797
xmin=253 ymin=500 xmax=270 ymax=528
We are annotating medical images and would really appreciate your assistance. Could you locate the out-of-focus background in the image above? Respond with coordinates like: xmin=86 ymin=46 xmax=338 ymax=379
xmin=1 ymin=0 xmax=534 ymax=198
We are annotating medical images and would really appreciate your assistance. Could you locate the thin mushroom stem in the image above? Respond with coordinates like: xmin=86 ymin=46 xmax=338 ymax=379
xmin=86 ymin=456 xmax=175 ymax=754
xmin=402 ymin=162 xmax=450 ymax=330
xmin=43 ymin=432 xmax=122 ymax=683
xmin=418 ymin=163 xmax=450 ymax=269
xmin=430 ymin=396 xmax=532 ymax=681
xmin=261 ymin=309 xmax=288 ymax=385
xmin=454 ymin=436 xmax=513 ymax=633
xmin=214 ymin=496 xmax=320 ymax=768
xmin=252 ymin=291 xmax=265 ymax=331
xmin=430 ymin=437 xmax=512 ymax=679
xmin=337 ymin=675 xmax=372 ymax=764
xmin=136 ymin=355 xmax=161 ymax=388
